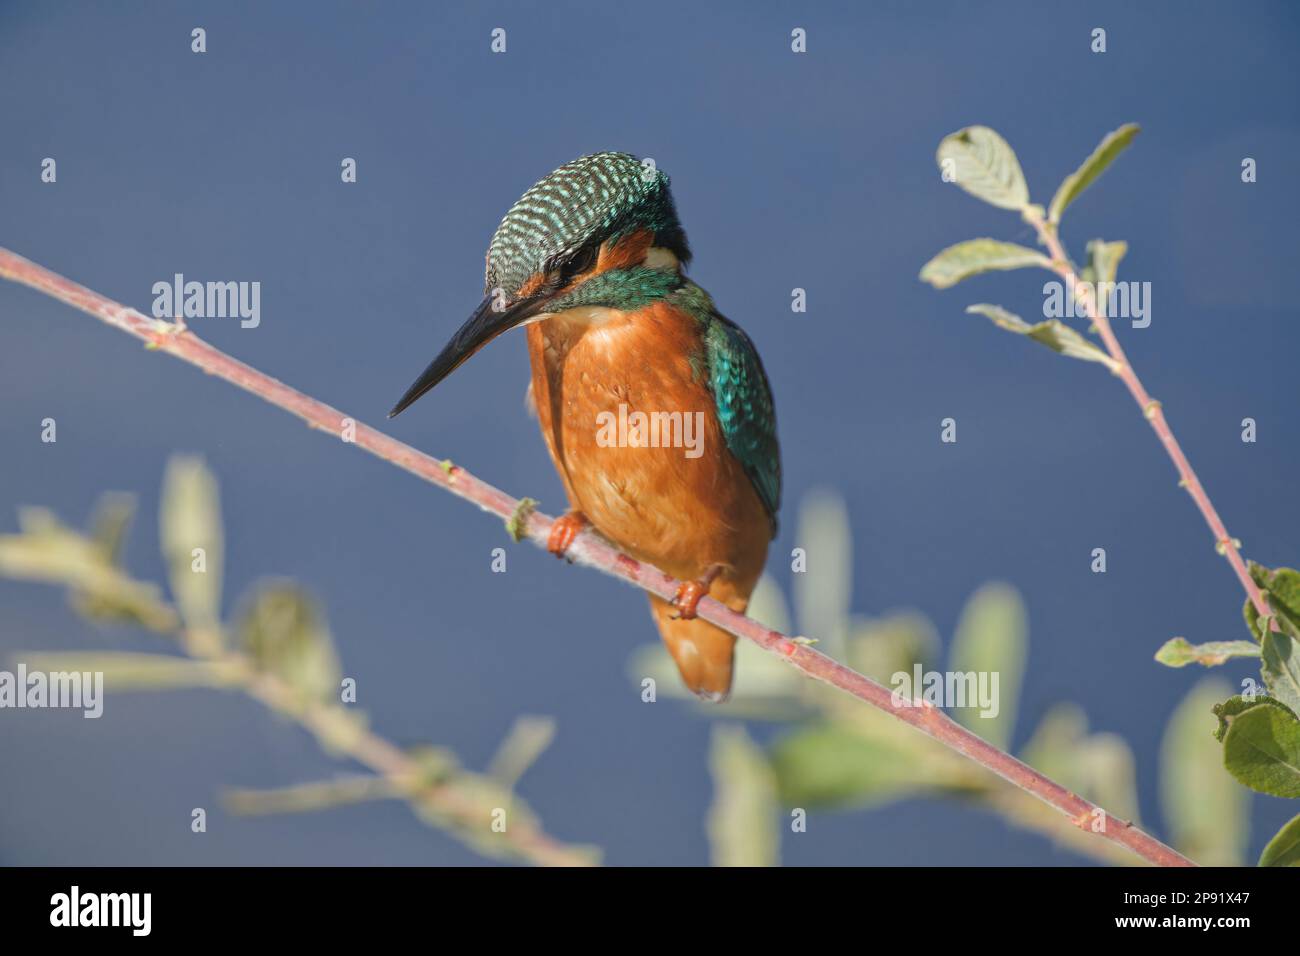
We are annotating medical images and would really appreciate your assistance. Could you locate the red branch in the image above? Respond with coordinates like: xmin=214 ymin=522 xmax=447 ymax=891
xmin=0 ymin=247 xmax=1194 ymax=867
xmin=1025 ymin=212 xmax=1271 ymax=623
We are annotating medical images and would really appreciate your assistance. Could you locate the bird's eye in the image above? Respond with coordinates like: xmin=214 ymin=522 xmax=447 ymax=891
xmin=558 ymin=243 xmax=599 ymax=285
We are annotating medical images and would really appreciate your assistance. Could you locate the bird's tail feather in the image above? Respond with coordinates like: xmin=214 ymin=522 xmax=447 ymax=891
xmin=647 ymin=594 xmax=737 ymax=702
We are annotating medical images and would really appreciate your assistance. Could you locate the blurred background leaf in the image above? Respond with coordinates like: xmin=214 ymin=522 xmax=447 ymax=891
xmin=947 ymin=582 xmax=1026 ymax=750
xmin=487 ymin=715 xmax=556 ymax=790
xmin=1160 ymin=678 xmax=1248 ymax=865
xmin=770 ymin=723 xmax=963 ymax=809
xmin=1082 ymin=239 xmax=1127 ymax=287
xmin=1073 ymin=733 xmax=1140 ymax=825
xmin=1021 ymin=703 xmax=1089 ymax=784
xmin=793 ymin=489 xmax=852 ymax=662
xmin=87 ymin=492 xmax=136 ymax=564
xmin=1019 ymin=703 xmax=1139 ymax=825
xmin=224 ymin=775 xmax=398 ymax=816
xmin=846 ymin=611 xmax=940 ymax=687
xmin=16 ymin=651 xmax=240 ymax=691
xmin=0 ymin=505 xmax=176 ymax=632
xmin=237 ymin=580 xmax=341 ymax=704
xmin=708 ymin=724 xmax=779 ymax=867
xmin=160 ymin=455 xmax=224 ymax=653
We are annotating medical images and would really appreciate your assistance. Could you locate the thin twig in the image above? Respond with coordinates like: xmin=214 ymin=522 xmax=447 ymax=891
xmin=234 ymin=655 xmax=594 ymax=866
xmin=224 ymin=775 xmax=399 ymax=816
xmin=1022 ymin=212 xmax=1271 ymax=622
xmin=11 ymin=625 xmax=594 ymax=867
xmin=0 ymin=246 xmax=1194 ymax=867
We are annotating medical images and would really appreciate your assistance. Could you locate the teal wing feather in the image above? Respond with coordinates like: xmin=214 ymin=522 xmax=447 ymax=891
xmin=703 ymin=315 xmax=782 ymax=535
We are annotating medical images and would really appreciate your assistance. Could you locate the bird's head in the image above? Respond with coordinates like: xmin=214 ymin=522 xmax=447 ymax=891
xmin=389 ymin=151 xmax=691 ymax=417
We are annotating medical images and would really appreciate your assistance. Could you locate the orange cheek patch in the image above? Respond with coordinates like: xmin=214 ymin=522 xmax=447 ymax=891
xmin=595 ymin=229 xmax=653 ymax=275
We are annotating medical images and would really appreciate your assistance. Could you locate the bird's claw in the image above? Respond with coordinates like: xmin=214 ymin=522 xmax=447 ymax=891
xmin=671 ymin=566 xmax=724 ymax=620
xmin=671 ymin=580 xmax=708 ymax=620
xmin=547 ymin=512 xmax=588 ymax=560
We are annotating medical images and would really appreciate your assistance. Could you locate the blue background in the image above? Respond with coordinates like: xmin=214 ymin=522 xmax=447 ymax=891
xmin=1 ymin=0 xmax=1297 ymax=865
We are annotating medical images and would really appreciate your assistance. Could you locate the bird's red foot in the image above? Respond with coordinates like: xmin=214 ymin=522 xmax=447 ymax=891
xmin=547 ymin=511 xmax=588 ymax=560
xmin=671 ymin=566 xmax=724 ymax=620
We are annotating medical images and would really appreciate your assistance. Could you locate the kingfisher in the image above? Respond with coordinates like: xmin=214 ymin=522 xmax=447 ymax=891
xmin=389 ymin=152 xmax=780 ymax=701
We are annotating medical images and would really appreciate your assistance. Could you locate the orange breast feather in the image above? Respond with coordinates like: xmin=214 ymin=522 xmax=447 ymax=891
xmin=525 ymin=301 xmax=769 ymax=600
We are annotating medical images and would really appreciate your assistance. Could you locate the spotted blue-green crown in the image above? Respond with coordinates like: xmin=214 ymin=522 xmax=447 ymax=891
xmin=485 ymin=152 xmax=691 ymax=297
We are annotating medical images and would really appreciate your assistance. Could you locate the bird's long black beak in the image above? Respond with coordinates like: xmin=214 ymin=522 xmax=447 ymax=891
xmin=388 ymin=292 xmax=549 ymax=418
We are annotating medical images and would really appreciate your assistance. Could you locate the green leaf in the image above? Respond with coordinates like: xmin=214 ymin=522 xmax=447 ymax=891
xmin=0 ymin=509 xmax=177 ymax=632
xmin=1244 ymin=606 xmax=1261 ymax=641
xmin=920 ymin=240 xmax=1050 ymax=290
xmin=847 ymin=611 xmax=940 ymax=686
xmin=486 ymin=715 xmax=555 ymax=790
xmin=727 ymin=574 xmax=806 ymax=710
xmin=1048 ymin=124 xmax=1141 ymax=225
xmin=965 ymin=304 xmax=1120 ymax=371
xmin=160 ymin=455 xmax=223 ymax=640
xmin=707 ymin=725 xmax=779 ymax=867
xmin=406 ymin=744 xmax=460 ymax=785
xmin=1074 ymin=732 xmax=1141 ymax=824
xmin=947 ymin=582 xmax=1026 ymax=750
xmin=1259 ymin=812 xmax=1300 ymax=867
xmin=1019 ymin=704 xmax=1138 ymax=823
xmin=1244 ymin=563 xmax=1300 ymax=643
xmin=1244 ymin=562 xmax=1269 ymax=640
xmin=1155 ymin=637 xmax=1261 ymax=668
xmin=1247 ymin=564 xmax=1300 ymax=640
xmin=936 ymin=126 xmax=1030 ymax=211
xmin=17 ymin=651 xmax=240 ymax=691
xmin=224 ymin=775 xmax=397 ymax=816
xmin=237 ymin=581 xmax=341 ymax=702
xmin=1261 ymin=630 xmax=1300 ymax=716
xmin=770 ymin=725 xmax=931 ymax=809
xmin=794 ymin=490 xmax=851 ymax=661
xmin=747 ymin=572 xmax=792 ymax=636
xmin=1222 ymin=703 xmax=1300 ymax=797
xmin=1161 ymin=679 xmax=1248 ymax=865
xmin=1082 ymin=239 xmax=1128 ymax=287
xmin=1264 ymin=567 xmax=1300 ymax=623
xmin=1211 ymin=693 xmax=1297 ymax=742
xmin=88 ymin=493 xmax=137 ymax=565
xmin=1020 ymin=702 xmax=1088 ymax=784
